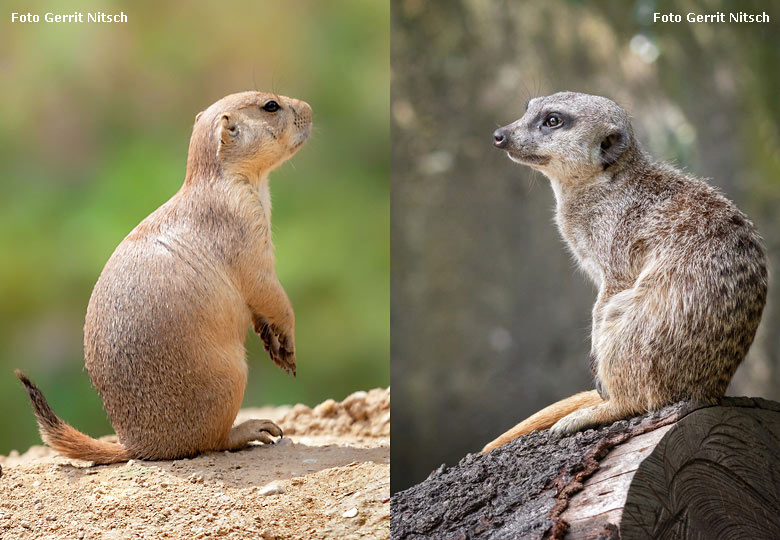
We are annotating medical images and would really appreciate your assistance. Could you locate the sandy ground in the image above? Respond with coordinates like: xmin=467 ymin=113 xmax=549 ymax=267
xmin=0 ymin=388 xmax=390 ymax=540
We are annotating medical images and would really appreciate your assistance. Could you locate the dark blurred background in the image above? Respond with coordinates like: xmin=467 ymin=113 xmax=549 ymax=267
xmin=0 ymin=0 xmax=389 ymax=456
xmin=391 ymin=0 xmax=780 ymax=492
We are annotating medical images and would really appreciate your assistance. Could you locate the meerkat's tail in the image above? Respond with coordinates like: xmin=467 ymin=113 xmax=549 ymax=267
xmin=15 ymin=370 xmax=131 ymax=464
xmin=481 ymin=390 xmax=605 ymax=453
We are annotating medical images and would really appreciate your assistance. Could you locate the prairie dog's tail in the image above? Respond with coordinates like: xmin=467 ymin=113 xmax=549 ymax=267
xmin=481 ymin=390 xmax=605 ymax=453
xmin=15 ymin=370 xmax=130 ymax=464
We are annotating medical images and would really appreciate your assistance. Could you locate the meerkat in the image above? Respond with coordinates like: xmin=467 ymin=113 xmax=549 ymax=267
xmin=482 ymin=92 xmax=767 ymax=453
xmin=16 ymin=91 xmax=312 ymax=464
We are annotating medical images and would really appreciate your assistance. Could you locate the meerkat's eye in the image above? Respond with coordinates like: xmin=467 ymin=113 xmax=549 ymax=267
xmin=543 ymin=114 xmax=563 ymax=128
xmin=263 ymin=101 xmax=280 ymax=113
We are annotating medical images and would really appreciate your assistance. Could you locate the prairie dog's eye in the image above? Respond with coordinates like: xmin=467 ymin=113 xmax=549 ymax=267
xmin=263 ymin=100 xmax=280 ymax=113
xmin=543 ymin=114 xmax=563 ymax=128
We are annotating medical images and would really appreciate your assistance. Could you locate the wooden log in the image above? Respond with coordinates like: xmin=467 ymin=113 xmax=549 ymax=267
xmin=390 ymin=398 xmax=780 ymax=540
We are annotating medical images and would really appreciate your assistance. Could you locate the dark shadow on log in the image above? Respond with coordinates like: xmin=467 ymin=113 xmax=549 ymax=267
xmin=391 ymin=397 xmax=780 ymax=540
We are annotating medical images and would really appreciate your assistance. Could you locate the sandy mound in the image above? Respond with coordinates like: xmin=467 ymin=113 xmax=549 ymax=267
xmin=281 ymin=387 xmax=390 ymax=438
xmin=0 ymin=388 xmax=390 ymax=540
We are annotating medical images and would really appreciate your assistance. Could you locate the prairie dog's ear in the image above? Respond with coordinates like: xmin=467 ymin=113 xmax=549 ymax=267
xmin=599 ymin=129 xmax=627 ymax=170
xmin=195 ymin=111 xmax=204 ymax=123
xmin=219 ymin=114 xmax=239 ymax=145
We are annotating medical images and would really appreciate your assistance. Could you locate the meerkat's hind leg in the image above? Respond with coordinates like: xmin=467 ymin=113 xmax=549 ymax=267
xmin=481 ymin=390 xmax=604 ymax=453
xmin=550 ymin=400 xmax=636 ymax=437
xmin=226 ymin=419 xmax=283 ymax=450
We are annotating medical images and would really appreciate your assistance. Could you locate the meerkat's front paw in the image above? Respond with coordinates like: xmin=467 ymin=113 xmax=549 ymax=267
xmin=550 ymin=405 xmax=600 ymax=436
xmin=254 ymin=317 xmax=296 ymax=376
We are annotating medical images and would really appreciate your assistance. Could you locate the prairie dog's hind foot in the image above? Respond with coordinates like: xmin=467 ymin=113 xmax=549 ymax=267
xmin=226 ymin=419 xmax=284 ymax=451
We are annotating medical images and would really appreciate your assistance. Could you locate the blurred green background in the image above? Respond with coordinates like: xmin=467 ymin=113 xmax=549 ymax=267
xmin=0 ymin=0 xmax=388 ymax=455
xmin=392 ymin=0 xmax=780 ymax=492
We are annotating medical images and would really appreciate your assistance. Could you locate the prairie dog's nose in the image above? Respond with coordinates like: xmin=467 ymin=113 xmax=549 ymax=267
xmin=493 ymin=128 xmax=509 ymax=148
xmin=288 ymin=99 xmax=313 ymax=129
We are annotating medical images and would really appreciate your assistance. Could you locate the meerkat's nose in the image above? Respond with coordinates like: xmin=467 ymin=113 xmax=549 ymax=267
xmin=493 ymin=128 xmax=508 ymax=148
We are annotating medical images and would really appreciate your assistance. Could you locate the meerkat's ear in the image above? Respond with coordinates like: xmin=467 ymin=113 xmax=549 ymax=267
xmin=599 ymin=129 xmax=627 ymax=170
xmin=219 ymin=114 xmax=239 ymax=145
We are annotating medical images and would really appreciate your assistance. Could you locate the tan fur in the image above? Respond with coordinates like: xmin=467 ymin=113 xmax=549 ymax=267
xmin=17 ymin=91 xmax=311 ymax=463
xmin=485 ymin=92 xmax=767 ymax=451
xmin=15 ymin=370 xmax=130 ymax=463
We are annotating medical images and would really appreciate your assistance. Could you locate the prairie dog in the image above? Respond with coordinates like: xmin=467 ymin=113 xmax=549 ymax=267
xmin=483 ymin=92 xmax=767 ymax=452
xmin=16 ymin=91 xmax=312 ymax=463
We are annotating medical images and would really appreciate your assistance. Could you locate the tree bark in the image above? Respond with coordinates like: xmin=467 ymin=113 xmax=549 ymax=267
xmin=391 ymin=397 xmax=780 ymax=540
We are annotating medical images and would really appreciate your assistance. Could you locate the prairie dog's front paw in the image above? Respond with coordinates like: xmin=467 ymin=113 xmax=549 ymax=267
xmin=254 ymin=317 xmax=296 ymax=376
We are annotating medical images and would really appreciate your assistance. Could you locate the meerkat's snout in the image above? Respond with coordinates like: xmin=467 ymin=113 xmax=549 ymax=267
xmin=493 ymin=128 xmax=509 ymax=148
xmin=492 ymin=120 xmax=550 ymax=167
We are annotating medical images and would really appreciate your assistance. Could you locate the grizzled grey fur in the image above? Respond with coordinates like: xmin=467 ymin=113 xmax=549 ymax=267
xmin=493 ymin=92 xmax=768 ymax=434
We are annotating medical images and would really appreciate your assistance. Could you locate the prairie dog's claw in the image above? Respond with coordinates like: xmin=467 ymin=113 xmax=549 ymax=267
xmin=254 ymin=317 xmax=296 ymax=375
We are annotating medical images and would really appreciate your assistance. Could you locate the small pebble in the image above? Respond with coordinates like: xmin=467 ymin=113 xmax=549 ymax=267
xmin=258 ymin=482 xmax=285 ymax=496
xmin=20 ymin=520 xmax=31 ymax=529
xmin=342 ymin=508 xmax=358 ymax=518
xmin=189 ymin=473 xmax=204 ymax=484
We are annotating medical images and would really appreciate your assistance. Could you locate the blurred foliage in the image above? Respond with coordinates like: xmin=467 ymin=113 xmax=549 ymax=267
xmin=0 ymin=0 xmax=389 ymax=455
xmin=392 ymin=0 xmax=780 ymax=492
